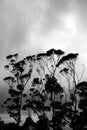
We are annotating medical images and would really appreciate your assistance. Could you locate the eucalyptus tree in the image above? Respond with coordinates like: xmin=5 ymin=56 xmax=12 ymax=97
xmin=36 ymin=50 xmax=64 ymax=112
xmin=25 ymin=49 xmax=66 ymax=130
xmin=20 ymin=49 xmax=65 ymax=130
xmin=34 ymin=50 xmax=80 ymax=129
xmin=22 ymin=77 xmax=50 ymax=120
xmin=36 ymin=49 xmax=64 ymax=76
xmin=56 ymin=53 xmax=84 ymax=129
xmin=3 ymin=53 xmax=33 ymax=125
xmin=36 ymin=49 xmax=65 ymax=94
xmin=57 ymin=53 xmax=79 ymax=106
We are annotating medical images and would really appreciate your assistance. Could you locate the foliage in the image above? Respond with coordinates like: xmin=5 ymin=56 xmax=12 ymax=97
xmin=3 ymin=53 xmax=33 ymax=125
xmin=3 ymin=48 xmax=87 ymax=130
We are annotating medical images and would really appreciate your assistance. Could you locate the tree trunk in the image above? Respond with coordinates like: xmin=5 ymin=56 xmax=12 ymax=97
xmin=18 ymin=91 xmax=22 ymax=125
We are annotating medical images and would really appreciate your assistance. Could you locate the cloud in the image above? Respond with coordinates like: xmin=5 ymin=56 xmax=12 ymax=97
xmin=0 ymin=0 xmax=48 ymax=55
xmin=41 ymin=0 xmax=68 ymax=34
xmin=0 ymin=0 xmax=87 ymax=56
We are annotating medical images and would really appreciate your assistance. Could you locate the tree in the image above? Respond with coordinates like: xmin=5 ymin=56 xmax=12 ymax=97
xmin=57 ymin=53 xmax=79 ymax=105
xmin=22 ymin=77 xmax=50 ymax=118
xmin=3 ymin=53 xmax=33 ymax=125
xmin=23 ymin=49 xmax=67 ymax=130
xmin=21 ymin=49 xmax=65 ymax=130
xmin=3 ymin=49 xmax=87 ymax=130
xmin=24 ymin=49 xmax=80 ymax=130
xmin=57 ymin=53 xmax=87 ymax=130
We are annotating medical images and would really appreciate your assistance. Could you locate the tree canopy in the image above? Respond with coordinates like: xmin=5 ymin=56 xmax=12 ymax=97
xmin=2 ymin=48 xmax=87 ymax=130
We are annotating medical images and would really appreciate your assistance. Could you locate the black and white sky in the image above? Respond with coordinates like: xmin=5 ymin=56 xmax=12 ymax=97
xmin=0 ymin=0 xmax=87 ymax=55
xmin=0 ymin=0 xmax=87 ymax=121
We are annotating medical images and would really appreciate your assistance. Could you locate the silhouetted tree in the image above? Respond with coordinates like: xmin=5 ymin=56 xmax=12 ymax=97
xmin=57 ymin=53 xmax=87 ymax=130
xmin=26 ymin=49 xmax=80 ymax=130
xmin=3 ymin=53 xmax=33 ymax=125
xmin=3 ymin=49 xmax=87 ymax=130
xmin=23 ymin=77 xmax=50 ymax=119
xmin=21 ymin=49 xmax=65 ymax=130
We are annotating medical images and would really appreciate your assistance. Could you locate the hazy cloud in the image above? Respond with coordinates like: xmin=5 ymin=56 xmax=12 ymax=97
xmin=0 ymin=0 xmax=87 ymax=55
xmin=0 ymin=0 xmax=48 ymax=55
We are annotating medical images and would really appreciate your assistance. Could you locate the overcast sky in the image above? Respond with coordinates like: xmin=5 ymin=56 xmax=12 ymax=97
xmin=0 ymin=0 xmax=87 ymax=55
xmin=0 ymin=0 xmax=87 ymax=121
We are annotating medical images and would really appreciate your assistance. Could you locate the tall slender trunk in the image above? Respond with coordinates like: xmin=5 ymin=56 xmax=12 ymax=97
xmin=52 ymin=73 xmax=55 ymax=130
xmin=18 ymin=91 xmax=22 ymax=125
xmin=73 ymin=70 xmax=77 ymax=118
xmin=51 ymin=91 xmax=54 ymax=130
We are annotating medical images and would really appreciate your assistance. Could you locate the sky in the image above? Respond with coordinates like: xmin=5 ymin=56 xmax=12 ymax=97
xmin=0 ymin=0 xmax=87 ymax=122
